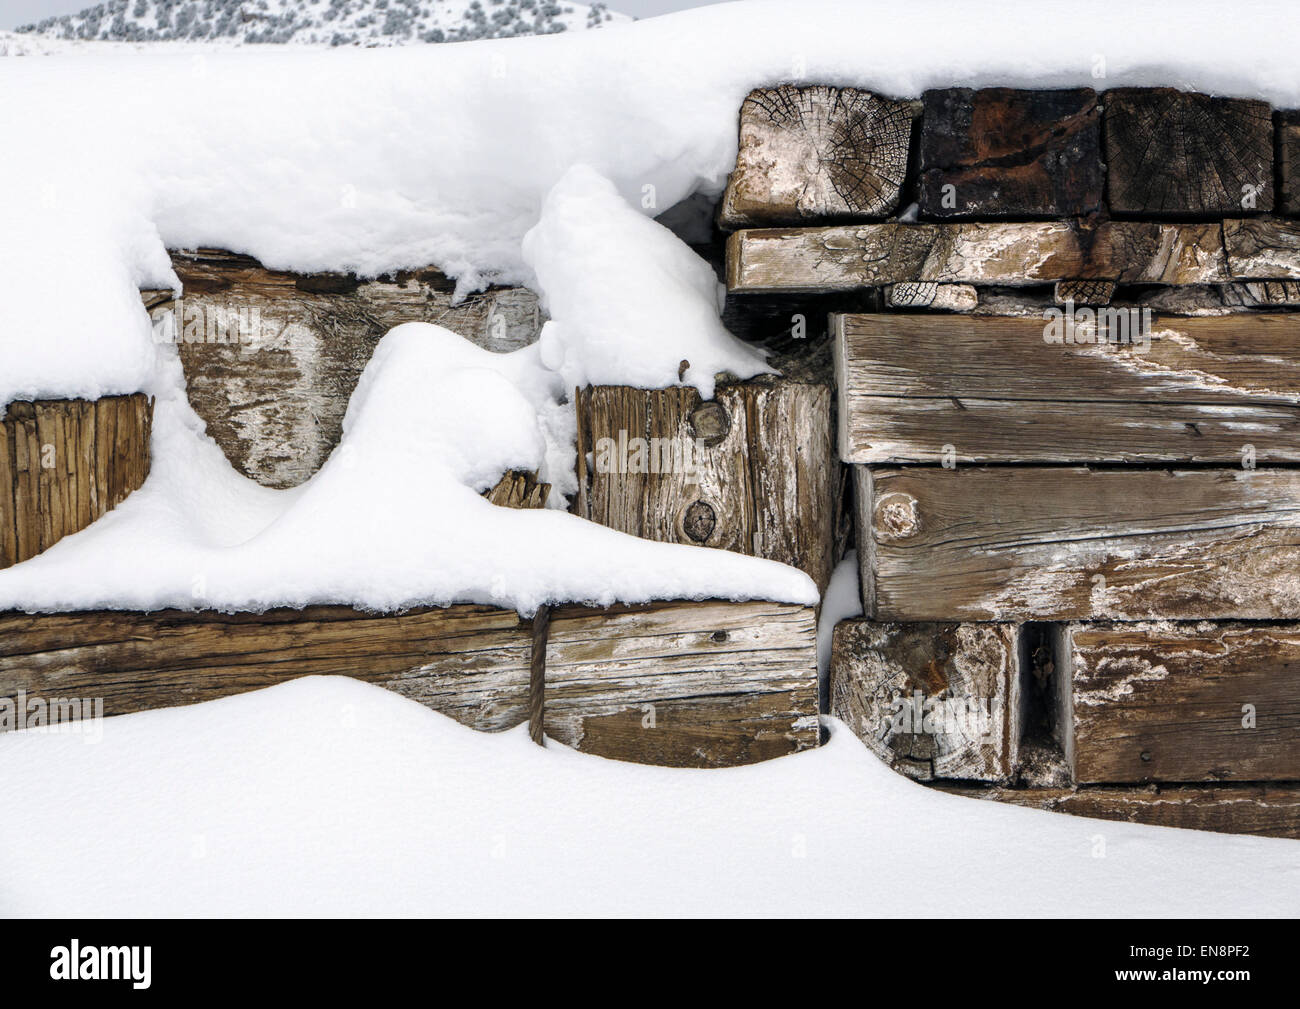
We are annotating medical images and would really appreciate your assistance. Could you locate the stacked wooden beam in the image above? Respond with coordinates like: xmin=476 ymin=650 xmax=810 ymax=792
xmin=0 ymin=599 xmax=819 ymax=768
xmin=722 ymin=83 xmax=1300 ymax=837
xmin=1 ymin=394 xmax=152 ymax=570
xmin=145 ymin=250 xmax=545 ymax=488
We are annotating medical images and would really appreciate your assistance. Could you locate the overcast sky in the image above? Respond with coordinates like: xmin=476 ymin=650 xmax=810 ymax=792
xmin=1 ymin=0 xmax=725 ymax=30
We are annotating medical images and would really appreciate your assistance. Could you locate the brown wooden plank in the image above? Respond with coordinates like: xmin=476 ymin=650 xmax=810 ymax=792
xmin=163 ymin=249 xmax=544 ymax=489
xmin=1105 ymin=88 xmax=1274 ymax=215
xmin=0 ymin=605 xmax=532 ymax=732
xmin=859 ymin=466 xmax=1300 ymax=622
xmin=727 ymin=220 xmax=1228 ymax=294
xmin=830 ymin=618 xmax=1020 ymax=782
xmin=1 ymin=395 xmax=151 ymax=570
xmin=835 ymin=313 xmax=1300 ymax=464
xmin=718 ymin=85 xmax=917 ymax=229
xmin=1064 ymin=622 xmax=1300 ymax=784
xmin=0 ymin=419 xmax=15 ymax=569
xmin=577 ymin=379 xmax=835 ymax=593
xmin=919 ymin=87 xmax=1102 ymax=219
xmin=543 ymin=600 xmax=819 ymax=767
xmin=11 ymin=410 xmax=40 ymax=564
xmin=937 ymin=784 xmax=1300 ymax=839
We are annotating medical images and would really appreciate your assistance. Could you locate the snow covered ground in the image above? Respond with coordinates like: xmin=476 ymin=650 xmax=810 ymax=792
xmin=1 ymin=677 xmax=1295 ymax=917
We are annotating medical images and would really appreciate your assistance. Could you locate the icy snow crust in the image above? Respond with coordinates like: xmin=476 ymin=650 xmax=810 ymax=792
xmin=3 ymin=0 xmax=1300 ymax=615
xmin=1 ymin=676 xmax=1297 ymax=917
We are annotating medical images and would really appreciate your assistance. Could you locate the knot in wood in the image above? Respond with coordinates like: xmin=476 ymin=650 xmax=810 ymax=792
xmin=683 ymin=500 xmax=717 ymax=543
xmin=688 ymin=400 xmax=730 ymax=447
xmin=873 ymin=492 xmax=921 ymax=541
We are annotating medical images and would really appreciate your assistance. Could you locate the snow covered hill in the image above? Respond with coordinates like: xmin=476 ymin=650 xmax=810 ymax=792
xmin=17 ymin=0 xmax=629 ymax=46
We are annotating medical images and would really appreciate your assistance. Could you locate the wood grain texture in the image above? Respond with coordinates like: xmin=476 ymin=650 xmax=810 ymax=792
xmin=727 ymin=220 xmax=1228 ymax=293
xmin=1104 ymin=88 xmax=1274 ymax=216
xmin=1054 ymin=279 xmax=1115 ymax=306
xmin=834 ymin=313 xmax=1300 ymax=465
xmin=576 ymin=379 xmax=835 ymax=593
xmin=1065 ymin=622 xmax=1300 ymax=784
xmin=1 ymin=395 xmax=152 ymax=570
xmin=883 ymin=282 xmax=977 ymax=311
xmin=718 ymin=85 xmax=917 ymax=228
xmin=858 ymin=466 xmax=1300 ymax=622
xmin=158 ymin=249 xmax=544 ymax=489
xmin=543 ymin=600 xmax=819 ymax=767
xmin=1280 ymin=110 xmax=1300 ymax=217
xmin=1223 ymin=216 xmax=1300 ymax=279
xmin=939 ymin=784 xmax=1300 ymax=838
xmin=0 ymin=605 xmax=533 ymax=732
xmin=919 ymin=87 xmax=1102 ymax=218
xmin=484 ymin=470 xmax=550 ymax=509
xmin=830 ymin=618 xmax=1020 ymax=781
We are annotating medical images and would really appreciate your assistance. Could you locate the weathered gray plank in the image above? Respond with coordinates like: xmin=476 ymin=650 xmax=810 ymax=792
xmin=883 ymin=282 xmax=977 ymax=311
xmin=576 ymin=379 xmax=835 ymax=593
xmin=156 ymin=249 xmax=544 ymax=489
xmin=718 ymin=85 xmax=916 ymax=228
xmin=834 ymin=313 xmax=1300 ymax=465
xmin=858 ymin=466 xmax=1300 ymax=621
xmin=727 ymin=220 xmax=1228 ymax=294
xmin=830 ymin=618 xmax=1020 ymax=782
xmin=1065 ymin=622 xmax=1300 ymax=784
xmin=543 ymin=600 xmax=819 ymax=767
xmin=1223 ymin=217 xmax=1300 ymax=279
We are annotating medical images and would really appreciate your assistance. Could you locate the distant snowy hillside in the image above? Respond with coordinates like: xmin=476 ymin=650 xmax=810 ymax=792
xmin=18 ymin=0 xmax=628 ymax=46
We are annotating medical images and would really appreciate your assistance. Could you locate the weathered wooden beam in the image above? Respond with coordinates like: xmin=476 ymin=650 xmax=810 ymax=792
xmin=919 ymin=87 xmax=1102 ymax=218
xmin=858 ymin=466 xmax=1300 ymax=622
xmin=718 ymin=85 xmax=917 ymax=229
xmin=830 ymin=618 xmax=1020 ymax=782
xmin=726 ymin=220 xmax=1228 ymax=293
xmin=883 ymin=282 xmax=977 ymax=311
xmin=576 ymin=379 xmax=835 ymax=593
xmin=1104 ymin=88 xmax=1274 ymax=216
xmin=834 ymin=313 xmax=1300 ymax=465
xmin=1065 ymin=622 xmax=1300 ymax=784
xmin=1223 ymin=216 xmax=1300 ymax=278
xmin=484 ymin=470 xmax=550 ymax=509
xmin=1279 ymin=110 xmax=1300 ymax=217
xmin=0 ymin=605 xmax=534 ymax=732
xmin=938 ymin=784 xmax=1300 ymax=839
xmin=1 ymin=395 xmax=152 ymax=570
xmin=155 ymin=249 xmax=544 ymax=489
xmin=543 ymin=600 xmax=819 ymax=767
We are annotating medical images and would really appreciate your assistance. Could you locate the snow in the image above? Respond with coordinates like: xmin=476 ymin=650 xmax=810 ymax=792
xmin=0 ymin=676 xmax=1294 ymax=917
xmin=523 ymin=165 xmax=771 ymax=397
xmin=0 ymin=324 xmax=817 ymax=614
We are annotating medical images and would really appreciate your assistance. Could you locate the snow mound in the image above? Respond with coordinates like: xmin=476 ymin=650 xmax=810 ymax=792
xmin=0 ymin=322 xmax=818 ymax=614
xmin=0 ymin=675 xmax=1294 ymax=916
xmin=524 ymin=165 xmax=771 ymax=397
